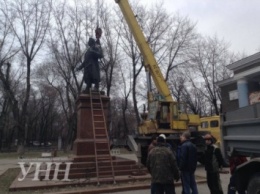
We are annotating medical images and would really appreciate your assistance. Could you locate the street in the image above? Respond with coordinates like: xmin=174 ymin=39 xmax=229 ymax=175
xmin=111 ymin=164 xmax=231 ymax=194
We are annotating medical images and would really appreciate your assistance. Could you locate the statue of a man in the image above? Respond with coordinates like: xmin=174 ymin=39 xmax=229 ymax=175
xmin=77 ymin=37 xmax=103 ymax=93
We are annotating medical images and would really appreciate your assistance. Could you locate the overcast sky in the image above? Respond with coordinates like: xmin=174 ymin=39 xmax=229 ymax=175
xmin=107 ymin=0 xmax=260 ymax=56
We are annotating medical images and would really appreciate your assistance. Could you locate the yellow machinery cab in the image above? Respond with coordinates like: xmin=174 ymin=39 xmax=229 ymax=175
xmin=199 ymin=116 xmax=220 ymax=146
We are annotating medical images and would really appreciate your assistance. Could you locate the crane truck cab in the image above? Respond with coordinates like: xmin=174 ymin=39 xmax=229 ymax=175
xmin=199 ymin=116 xmax=221 ymax=147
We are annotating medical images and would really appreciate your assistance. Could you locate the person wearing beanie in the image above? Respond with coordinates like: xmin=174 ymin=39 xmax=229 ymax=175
xmin=159 ymin=134 xmax=166 ymax=140
xmin=178 ymin=131 xmax=198 ymax=194
xmin=159 ymin=134 xmax=175 ymax=155
xmin=204 ymin=133 xmax=227 ymax=194
xmin=147 ymin=136 xmax=180 ymax=194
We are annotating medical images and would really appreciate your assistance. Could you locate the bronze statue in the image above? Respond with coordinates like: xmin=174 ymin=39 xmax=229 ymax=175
xmin=77 ymin=37 xmax=103 ymax=93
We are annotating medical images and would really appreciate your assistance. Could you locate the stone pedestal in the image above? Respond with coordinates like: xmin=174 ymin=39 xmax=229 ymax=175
xmin=67 ymin=93 xmax=146 ymax=181
xmin=72 ymin=94 xmax=110 ymax=160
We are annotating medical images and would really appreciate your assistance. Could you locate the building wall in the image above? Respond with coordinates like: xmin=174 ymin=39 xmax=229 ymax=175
xmin=220 ymin=81 xmax=260 ymax=113
xmin=220 ymin=53 xmax=260 ymax=113
xmin=221 ymin=83 xmax=239 ymax=113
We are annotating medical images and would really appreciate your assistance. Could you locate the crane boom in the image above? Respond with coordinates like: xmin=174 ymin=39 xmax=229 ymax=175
xmin=115 ymin=0 xmax=173 ymax=102
xmin=115 ymin=0 xmax=203 ymax=167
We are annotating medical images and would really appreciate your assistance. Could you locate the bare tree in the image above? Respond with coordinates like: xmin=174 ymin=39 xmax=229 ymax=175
xmin=0 ymin=70 xmax=14 ymax=151
xmin=0 ymin=1 xmax=20 ymax=150
xmin=26 ymin=83 xmax=60 ymax=146
xmin=168 ymin=68 xmax=206 ymax=115
xmin=115 ymin=13 xmax=142 ymax=125
xmin=162 ymin=14 xmax=198 ymax=82
xmin=98 ymin=1 xmax=121 ymax=97
xmin=34 ymin=62 xmax=73 ymax=149
xmin=187 ymin=36 xmax=234 ymax=115
xmin=0 ymin=0 xmax=52 ymax=153
xmin=118 ymin=61 xmax=132 ymax=137
xmin=109 ymin=96 xmax=137 ymax=139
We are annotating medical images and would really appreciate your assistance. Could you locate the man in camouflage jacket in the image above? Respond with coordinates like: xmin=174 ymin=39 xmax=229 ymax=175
xmin=146 ymin=136 xmax=180 ymax=194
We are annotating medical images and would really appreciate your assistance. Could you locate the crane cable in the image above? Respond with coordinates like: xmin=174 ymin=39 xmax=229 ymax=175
xmin=96 ymin=0 xmax=99 ymax=28
xmin=95 ymin=0 xmax=102 ymax=45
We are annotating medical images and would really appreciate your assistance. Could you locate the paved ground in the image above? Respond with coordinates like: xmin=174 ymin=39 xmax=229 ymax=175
xmin=111 ymin=164 xmax=230 ymax=194
xmin=0 ymin=153 xmax=231 ymax=194
xmin=0 ymin=158 xmax=19 ymax=176
xmin=113 ymin=153 xmax=231 ymax=194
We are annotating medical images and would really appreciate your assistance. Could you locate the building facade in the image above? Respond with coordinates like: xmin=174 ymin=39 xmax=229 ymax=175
xmin=218 ymin=52 xmax=260 ymax=113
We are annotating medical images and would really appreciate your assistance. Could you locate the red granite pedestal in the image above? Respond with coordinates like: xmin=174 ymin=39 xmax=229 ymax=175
xmin=72 ymin=93 xmax=110 ymax=162
xmin=66 ymin=93 xmax=147 ymax=182
xmin=38 ymin=93 xmax=146 ymax=182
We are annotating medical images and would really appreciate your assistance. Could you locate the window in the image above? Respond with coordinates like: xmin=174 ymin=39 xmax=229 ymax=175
xmin=210 ymin=120 xmax=219 ymax=128
xmin=201 ymin=121 xmax=208 ymax=128
xmin=229 ymin=90 xmax=238 ymax=100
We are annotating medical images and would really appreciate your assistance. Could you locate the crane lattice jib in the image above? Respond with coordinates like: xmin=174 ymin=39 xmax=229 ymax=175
xmin=115 ymin=0 xmax=173 ymax=102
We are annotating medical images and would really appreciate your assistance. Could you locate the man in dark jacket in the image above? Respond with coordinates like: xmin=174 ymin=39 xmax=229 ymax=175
xmin=77 ymin=37 xmax=103 ymax=93
xmin=204 ymin=134 xmax=227 ymax=194
xmin=178 ymin=131 xmax=198 ymax=194
xmin=147 ymin=136 xmax=180 ymax=194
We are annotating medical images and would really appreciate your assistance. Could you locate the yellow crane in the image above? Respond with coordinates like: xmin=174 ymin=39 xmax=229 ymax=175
xmin=115 ymin=0 xmax=203 ymax=165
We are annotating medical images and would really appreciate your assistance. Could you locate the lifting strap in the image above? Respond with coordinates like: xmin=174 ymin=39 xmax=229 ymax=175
xmin=95 ymin=0 xmax=102 ymax=45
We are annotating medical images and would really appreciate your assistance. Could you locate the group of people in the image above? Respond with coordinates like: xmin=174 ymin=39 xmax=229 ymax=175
xmin=146 ymin=132 xmax=246 ymax=194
